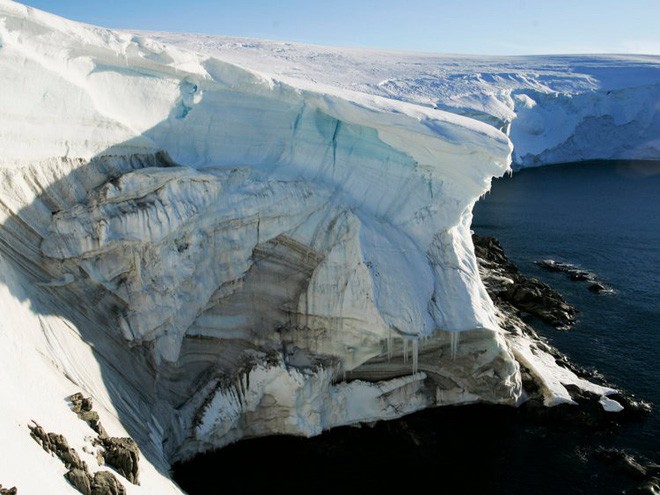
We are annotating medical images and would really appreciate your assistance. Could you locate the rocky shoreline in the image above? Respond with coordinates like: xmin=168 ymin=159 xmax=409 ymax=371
xmin=473 ymin=234 xmax=578 ymax=329
xmin=474 ymin=233 xmax=652 ymax=414
xmin=472 ymin=233 xmax=656 ymax=494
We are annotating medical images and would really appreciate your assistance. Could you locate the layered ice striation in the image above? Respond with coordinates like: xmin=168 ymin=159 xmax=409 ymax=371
xmin=0 ymin=2 xmax=520 ymax=482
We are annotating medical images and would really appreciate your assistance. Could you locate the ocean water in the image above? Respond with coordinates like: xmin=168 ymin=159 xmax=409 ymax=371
xmin=473 ymin=159 xmax=660 ymax=460
xmin=173 ymin=160 xmax=659 ymax=495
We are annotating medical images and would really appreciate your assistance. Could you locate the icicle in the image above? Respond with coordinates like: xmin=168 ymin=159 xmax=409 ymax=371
xmin=403 ymin=337 xmax=408 ymax=363
xmin=450 ymin=332 xmax=460 ymax=360
xmin=387 ymin=328 xmax=392 ymax=361
xmin=240 ymin=374 xmax=249 ymax=405
xmin=236 ymin=377 xmax=244 ymax=403
xmin=412 ymin=338 xmax=419 ymax=374
xmin=331 ymin=365 xmax=341 ymax=383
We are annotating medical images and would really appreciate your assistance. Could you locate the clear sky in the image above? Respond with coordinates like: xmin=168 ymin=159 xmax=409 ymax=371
xmin=17 ymin=0 xmax=660 ymax=55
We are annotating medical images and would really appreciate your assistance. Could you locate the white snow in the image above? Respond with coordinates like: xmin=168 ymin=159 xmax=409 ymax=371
xmin=0 ymin=1 xmax=656 ymax=493
xmin=599 ymin=396 xmax=624 ymax=413
xmin=185 ymin=360 xmax=430 ymax=458
xmin=0 ymin=252 xmax=182 ymax=494
xmin=508 ymin=331 xmax=616 ymax=407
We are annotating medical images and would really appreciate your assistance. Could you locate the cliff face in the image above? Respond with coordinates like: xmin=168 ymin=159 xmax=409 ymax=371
xmin=0 ymin=3 xmax=521 ymax=491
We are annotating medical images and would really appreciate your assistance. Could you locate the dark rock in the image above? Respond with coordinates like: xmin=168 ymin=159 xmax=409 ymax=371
xmin=59 ymin=447 xmax=86 ymax=471
xmin=570 ymin=271 xmax=593 ymax=281
xmin=28 ymin=421 xmax=103 ymax=495
xmin=589 ymin=282 xmax=608 ymax=293
xmin=67 ymin=391 xmax=107 ymax=437
xmin=68 ymin=393 xmax=95 ymax=417
xmin=65 ymin=469 xmax=92 ymax=495
xmin=71 ymin=394 xmax=101 ymax=431
xmin=520 ymin=366 xmax=540 ymax=396
xmin=473 ymin=235 xmax=515 ymax=269
xmin=0 ymin=485 xmax=18 ymax=495
xmin=535 ymin=259 xmax=613 ymax=292
xmin=648 ymin=465 xmax=660 ymax=476
xmin=94 ymin=422 xmax=109 ymax=440
xmin=536 ymin=259 xmax=564 ymax=272
xmin=596 ymin=448 xmax=648 ymax=479
xmin=79 ymin=410 xmax=100 ymax=426
xmin=624 ymin=478 xmax=660 ymax=495
xmin=67 ymin=393 xmax=86 ymax=413
xmin=46 ymin=432 xmax=69 ymax=451
xmin=67 ymin=392 xmax=85 ymax=402
xmin=44 ymin=432 xmax=86 ymax=470
xmin=102 ymin=437 xmax=140 ymax=484
xmin=503 ymin=278 xmax=577 ymax=328
xmin=474 ymin=233 xmax=658 ymax=495
xmin=91 ymin=471 xmax=126 ymax=495
xmin=28 ymin=422 xmax=50 ymax=453
xmin=628 ymin=403 xmax=654 ymax=419
xmin=607 ymin=393 xmax=653 ymax=419
xmin=29 ymin=423 xmax=85 ymax=470
xmin=64 ymin=392 xmax=139 ymax=484
xmin=81 ymin=398 xmax=94 ymax=412
xmin=473 ymin=235 xmax=577 ymax=329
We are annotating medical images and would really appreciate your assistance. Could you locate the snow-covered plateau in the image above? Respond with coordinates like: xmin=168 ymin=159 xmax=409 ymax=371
xmin=0 ymin=1 xmax=658 ymax=493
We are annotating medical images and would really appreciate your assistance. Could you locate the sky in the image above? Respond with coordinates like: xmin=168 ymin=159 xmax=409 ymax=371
xmin=17 ymin=0 xmax=660 ymax=56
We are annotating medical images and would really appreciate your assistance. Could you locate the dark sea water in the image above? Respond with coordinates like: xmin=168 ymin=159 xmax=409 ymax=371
xmin=173 ymin=160 xmax=659 ymax=495
xmin=473 ymin=159 xmax=660 ymax=460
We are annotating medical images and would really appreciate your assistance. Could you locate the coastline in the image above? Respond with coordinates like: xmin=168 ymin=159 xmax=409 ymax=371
xmin=473 ymin=234 xmax=651 ymax=416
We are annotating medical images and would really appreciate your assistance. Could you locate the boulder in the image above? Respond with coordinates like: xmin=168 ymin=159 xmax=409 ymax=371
xmin=102 ymin=437 xmax=140 ymax=485
xmin=90 ymin=472 xmax=126 ymax=495
xmin=65 ymin=469 xmax=92 ymax=495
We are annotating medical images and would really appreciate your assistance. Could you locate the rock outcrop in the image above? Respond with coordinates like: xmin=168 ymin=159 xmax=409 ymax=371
xmin=473 ymin=233 xmax=624 ymax=408
xmin=28 ymin=421 xmax=127 ymax=495
xmin=473 ymin=235 xmax=577 ymax=329
xmin=101 ymin=438 xmax=140 ymax=485
xmin=536 ymin=259 xmax=613 ymax=294
xmin=595 ymin=448 xmax=660 ymax=495
xmin=67 ymin=393 xmax=140 ymax=485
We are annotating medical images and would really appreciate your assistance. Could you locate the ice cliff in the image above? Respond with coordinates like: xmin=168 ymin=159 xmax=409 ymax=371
xmin=0 ymin=2 xmax=654 ymax=493
xmin=149 ymin=34 xmax=660 ymax=168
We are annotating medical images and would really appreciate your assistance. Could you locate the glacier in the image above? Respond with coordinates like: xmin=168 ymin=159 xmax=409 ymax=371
xmin=146 ymin=34 xmax=660 ymax=168
xmin=0 ymin=1 xmax=657 ymax=493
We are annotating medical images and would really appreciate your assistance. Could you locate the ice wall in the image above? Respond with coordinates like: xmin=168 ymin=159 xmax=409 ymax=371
xmin=510 ymin=83 xmax=660 ymax=167
xmin=0 ymin=0 xmax=513 ymax=360
xmin=0 ymin=2 xmax=522 ymax=490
